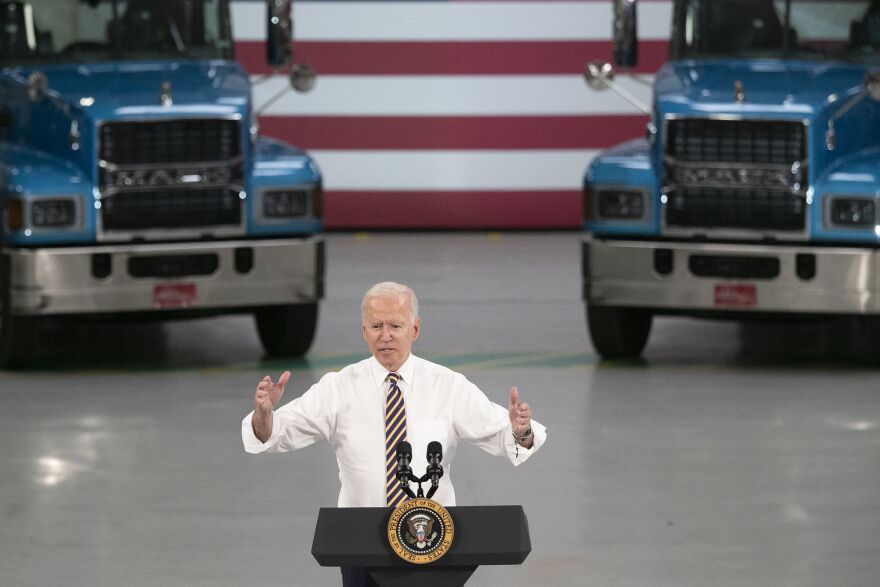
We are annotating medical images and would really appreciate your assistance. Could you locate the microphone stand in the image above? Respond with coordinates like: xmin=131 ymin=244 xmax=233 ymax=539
xmin=415 ymin=463 xmax=443 ymax=500
xmin=397 ymin=465 xmax=417 ymax=499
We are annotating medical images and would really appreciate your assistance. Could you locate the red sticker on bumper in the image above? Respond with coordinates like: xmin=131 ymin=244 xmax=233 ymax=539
xmin=714 ymin=284 xmax=756 ymax=308
xmin=154 ymin=283 xmax=197 ymax=308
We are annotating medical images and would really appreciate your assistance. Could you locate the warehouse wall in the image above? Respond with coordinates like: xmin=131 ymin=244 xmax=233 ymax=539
xmin=231 ymin=0 xmax=667 ymax=228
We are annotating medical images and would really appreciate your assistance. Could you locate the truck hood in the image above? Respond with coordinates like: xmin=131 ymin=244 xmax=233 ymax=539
xmin=655 ymin=60 xmax=867 ymax=117
xmin=26 ymin=60 xmax=250 ymax=121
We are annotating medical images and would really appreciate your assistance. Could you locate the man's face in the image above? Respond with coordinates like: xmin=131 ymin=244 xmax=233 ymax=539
xmin=362 ymin=294 xmax=420 ymax=372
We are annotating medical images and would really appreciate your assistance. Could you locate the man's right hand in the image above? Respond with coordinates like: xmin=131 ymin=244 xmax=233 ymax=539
xmin=255 ymin=370 xmax=290 ymax=414
xmin=253 ymin=370 xmax=290 ymax=442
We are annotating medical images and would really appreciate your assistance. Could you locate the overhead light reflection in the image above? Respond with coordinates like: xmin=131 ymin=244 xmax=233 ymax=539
xmin=827 ymin=417 xmax=878 ymax=431
xmin=848 ymin=420 xmax=878 ymax=431
xmin=37 ymin=456 xmax=71 ymax=487
xmin=35 ymin=416 xmax=107 ymax=487
xmin=783 ymin=503 xmax=810 ymax=523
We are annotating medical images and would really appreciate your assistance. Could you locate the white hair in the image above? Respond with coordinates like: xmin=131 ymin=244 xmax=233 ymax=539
xmin=361 ymin=282 xmax=419 ymax=321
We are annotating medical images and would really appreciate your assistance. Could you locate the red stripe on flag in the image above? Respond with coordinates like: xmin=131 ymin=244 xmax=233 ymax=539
xmin=236 ymin=40 xmax=669 ymax=76
xmin=324 ymin=190 xmax=581 ymax=229
xmin=259 ymin=115 xmax=648 ymax=150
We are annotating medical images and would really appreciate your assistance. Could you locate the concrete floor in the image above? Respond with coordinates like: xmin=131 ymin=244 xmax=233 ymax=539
xmin=1 ymin=232 xmax=879 ymax=586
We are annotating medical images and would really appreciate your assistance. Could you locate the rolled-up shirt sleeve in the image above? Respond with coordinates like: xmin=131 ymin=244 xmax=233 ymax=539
xmin=241 ymin=375 xmax=336 ymax=454
xmin=503 ymin=418 xmax=547 ymax=464
xmin=452 ymin=376 xmax=547 ymax=465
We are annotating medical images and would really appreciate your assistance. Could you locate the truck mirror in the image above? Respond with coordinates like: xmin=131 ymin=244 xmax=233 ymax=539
xmin=612 ymin=0 xmax=638 ymax=68
xmin=266 ymin=0 xmax=293 ymax=69
xmin=865 ymin=71 xmax=880 ymax=101
xmin=289 ymin=63 xmax=315 ymax=93
xmin=584 ymin=60 xmax=614 ymax=90
xmin=26 ymin=71 xmax=48 ymax=102
xmin=1 ymin=1 xmax=31 ymax=57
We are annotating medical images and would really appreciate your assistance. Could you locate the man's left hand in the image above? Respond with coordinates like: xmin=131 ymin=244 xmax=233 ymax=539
xmin=508 ymin=386 xmax=533 ymax=447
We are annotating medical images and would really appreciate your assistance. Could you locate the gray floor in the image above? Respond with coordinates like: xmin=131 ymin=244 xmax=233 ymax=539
xmin=1 ymin=232 xmax=879 ymax=586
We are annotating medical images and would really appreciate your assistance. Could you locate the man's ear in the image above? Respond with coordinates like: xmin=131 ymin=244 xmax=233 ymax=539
xmin=412 ymin=318 xmax=421 ymax=341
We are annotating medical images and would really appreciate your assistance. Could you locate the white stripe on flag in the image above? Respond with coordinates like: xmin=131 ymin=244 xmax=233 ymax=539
xmin=310 ymin=149 xmax=599 ymax=190
xmin=231 ymin=1 xmax=673 ymax=42
xmin=253 ymin=75 xmax=654 ymax=116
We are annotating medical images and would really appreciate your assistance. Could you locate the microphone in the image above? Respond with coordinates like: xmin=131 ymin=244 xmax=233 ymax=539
xmin=395 ymin=440 xmax=415 ymax=498
xmin=425 ymin=441 xmax=443 ymax=499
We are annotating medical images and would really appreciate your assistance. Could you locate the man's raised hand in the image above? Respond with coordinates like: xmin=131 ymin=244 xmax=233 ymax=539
xmin=508 ymin=386 xmax=532 ymax=438
xmin=255 ymin=370 xmax=290 ymax=414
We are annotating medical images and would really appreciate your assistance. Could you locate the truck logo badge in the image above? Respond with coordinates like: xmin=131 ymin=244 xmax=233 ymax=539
xmin=160 ymin=81 xmax=172 ymax=107
xmin=107 ymin=165 xmax=234 ymax=190
xmin=674 ymin=166 xmax=798 ymax=190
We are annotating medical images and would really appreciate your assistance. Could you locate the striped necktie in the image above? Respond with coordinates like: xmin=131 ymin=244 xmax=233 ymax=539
xmin=385 ymin=372 xmax=408 ymax=507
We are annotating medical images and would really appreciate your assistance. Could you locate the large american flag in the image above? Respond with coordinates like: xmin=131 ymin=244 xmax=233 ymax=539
xmin=232 ymin=0 xmax=669 ymax=229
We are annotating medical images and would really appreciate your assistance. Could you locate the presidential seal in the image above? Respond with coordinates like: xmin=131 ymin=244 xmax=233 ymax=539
xmin=386 ymin=498 xmax=454 ymax=564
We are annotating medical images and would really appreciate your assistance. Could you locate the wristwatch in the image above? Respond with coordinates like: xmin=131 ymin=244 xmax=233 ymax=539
xmin=514 ymin=426 xmax=533 ymax=443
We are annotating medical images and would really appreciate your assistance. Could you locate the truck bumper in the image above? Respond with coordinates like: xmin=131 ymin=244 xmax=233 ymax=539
xmin=583 ymin=237 xmax=880 ymax=315
xmin=4 ymin=238 xmax=324 ymax=316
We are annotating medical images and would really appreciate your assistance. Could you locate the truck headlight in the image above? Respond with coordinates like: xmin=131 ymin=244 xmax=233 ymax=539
xmin=5 ymin=197 xmax=80 ymax=231
xmin=830 ymin=197 xmax=875 ymax=227
xmin=32 ymin=199 xmax=77 ymax=227
xmin=597 ymin=190 xmax=644 ymax=219
xmin=263 ymin=189 xmax=309 ymax=218
xmin=260 ymin=185 xmax=322 ymax=221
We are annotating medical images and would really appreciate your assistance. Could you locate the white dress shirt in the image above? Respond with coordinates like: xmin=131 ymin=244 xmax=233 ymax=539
xmin=241 ymin=354 xmax=547 ymax=507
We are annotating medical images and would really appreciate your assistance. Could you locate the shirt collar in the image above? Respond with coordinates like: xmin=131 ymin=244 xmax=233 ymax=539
xmin=368 ymin=353 xmax=417 ymax=388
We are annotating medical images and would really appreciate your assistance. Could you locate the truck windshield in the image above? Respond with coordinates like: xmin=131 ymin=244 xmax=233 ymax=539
xmin=672 ymin=0 xmax=880 ymax=64
xmin=0 ymin=0 xmax=232 ymax=67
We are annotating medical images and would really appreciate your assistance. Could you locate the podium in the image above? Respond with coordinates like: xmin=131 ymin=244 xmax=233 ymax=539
xmin=311 ymin=505 xmax=531 ymax=587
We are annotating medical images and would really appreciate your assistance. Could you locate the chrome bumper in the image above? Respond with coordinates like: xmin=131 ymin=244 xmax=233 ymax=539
xmin=5 ymin=238 xmax=324 ymax=315
xmin=583 ymin=237 xmax=880 ymax=314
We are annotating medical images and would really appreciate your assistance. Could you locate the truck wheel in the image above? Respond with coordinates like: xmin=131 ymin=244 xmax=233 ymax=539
xmin=255 ymin=303 xmax=319 ymax=357
xmin=586 ymin=304 xmax=652 ymax=359
xmin=0 ymin=291 xmax=38 ymax=369
xmin=862 ymin=315 xmax=880 ymax=366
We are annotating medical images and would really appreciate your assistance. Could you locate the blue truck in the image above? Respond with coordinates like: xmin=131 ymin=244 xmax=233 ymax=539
xmin=0 ymin=0 xmax=323 ymax=366
xmin=582 ymin=0 xmax=880 ymax=361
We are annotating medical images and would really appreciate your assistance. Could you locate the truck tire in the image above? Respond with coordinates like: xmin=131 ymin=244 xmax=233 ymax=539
xmin=862 ymin=315 xmax=880 ymax=366
xmin=255 ymin=303 xmax=319 ymax=357
xmin=586 ymin=304 xmax=652 ymax=359
xmin=0 ymin=281 xmax=38 ymax=369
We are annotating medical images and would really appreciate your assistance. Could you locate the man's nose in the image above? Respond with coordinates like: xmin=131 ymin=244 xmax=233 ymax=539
xmin=380 ymin=325 xmax=393 ymax=339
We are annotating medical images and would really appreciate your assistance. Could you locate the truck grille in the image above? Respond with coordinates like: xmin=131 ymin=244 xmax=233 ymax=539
xmin=667 ymin=187 xmax=805 ymax=230
xmin=100 ymin=119 xmax=240 ymax=164
xmin=102 ymin=188 xmax=241 ymax=230
xmin=98 ymin=119 xmax=243 ymax=235
xmin=664 ymin=118 xmax=807 ymax=233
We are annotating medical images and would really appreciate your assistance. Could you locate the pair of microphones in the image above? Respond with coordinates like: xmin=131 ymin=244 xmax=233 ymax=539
xmin=395 ymin=440 xmax=444 ymax=500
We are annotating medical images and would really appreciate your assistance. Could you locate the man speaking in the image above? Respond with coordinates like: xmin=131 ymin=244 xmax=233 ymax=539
xmin=241 ymin=282 xmax=547 ymax=584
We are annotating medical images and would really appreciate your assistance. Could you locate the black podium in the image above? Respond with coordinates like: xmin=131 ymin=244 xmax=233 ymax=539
xmin=311 ymin=505 xmax=531 ymax=587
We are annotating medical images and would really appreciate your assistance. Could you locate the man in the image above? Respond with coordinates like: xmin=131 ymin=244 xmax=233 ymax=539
xmin=242 ymin=282 xmax=547 ymax=585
